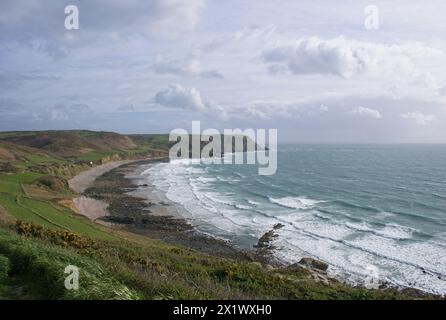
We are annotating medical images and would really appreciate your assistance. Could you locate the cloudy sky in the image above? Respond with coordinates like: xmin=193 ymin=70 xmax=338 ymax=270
xmin=1 ymin=0 xmax=446 ymax=142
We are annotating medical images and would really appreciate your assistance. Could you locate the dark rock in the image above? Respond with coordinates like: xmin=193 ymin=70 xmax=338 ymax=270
xmin=273 ymin=223 xmax=285 ymax=230
xmin=105 ymin=215 xmax=135 ymax=224
xmin=400 ymin=287 xmax=432 ymax=299
xmin=298 ymin=257 xmax=329 ymax=272
xmin=254 ymin=230 xmax=278 ymax=250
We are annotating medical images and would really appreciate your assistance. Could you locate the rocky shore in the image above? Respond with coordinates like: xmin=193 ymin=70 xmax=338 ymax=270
xmin=78 ymin=159 xmax=332 ymax=270
xmin=82 ymin=159 xmax=254 ymax=261
xmin=73 ymin=159 xmax=440 ymax=299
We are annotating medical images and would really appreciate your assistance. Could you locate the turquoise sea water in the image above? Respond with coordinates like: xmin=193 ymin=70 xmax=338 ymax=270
xmin=141 ymin=144 xmax=446 ymax=294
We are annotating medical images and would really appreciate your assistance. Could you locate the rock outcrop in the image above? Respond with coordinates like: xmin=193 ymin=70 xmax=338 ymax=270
xmin=298 ymin=257 xmax=329 ymax=272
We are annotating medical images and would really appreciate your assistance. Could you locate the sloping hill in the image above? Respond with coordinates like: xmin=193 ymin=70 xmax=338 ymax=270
xmin=0 ymin=140 xmax=54 ymax=163
xmin=0 ymin=131 xmax=137 ymax=157
xmin=128 ymin=134 xmax=171 ymax=151
xmin=1 ymin=131 xmax=263 ymax=161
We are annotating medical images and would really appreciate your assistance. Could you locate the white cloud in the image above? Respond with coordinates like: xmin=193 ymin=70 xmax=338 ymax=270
xmin=153 ymin=84 xmax=207 ymax=110
xmin=262 ymin=36 xmax=442 ymax=79
xmin=153 ymin=84 xmax=231 ymax=120
xmin=2 ymin=1 xmax=446 ymax=142
xmin=400 ymin=112 xmax=438 ymax=126
xmin=349 ymin=106 xmax=382 ymax=119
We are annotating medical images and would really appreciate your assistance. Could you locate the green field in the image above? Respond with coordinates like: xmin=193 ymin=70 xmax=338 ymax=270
xmin=0 ymin=171 xmax=116 ymax=240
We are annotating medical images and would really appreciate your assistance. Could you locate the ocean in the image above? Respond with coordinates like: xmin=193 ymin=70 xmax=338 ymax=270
xmin=139 ymin=144 xmax=446 ymax=295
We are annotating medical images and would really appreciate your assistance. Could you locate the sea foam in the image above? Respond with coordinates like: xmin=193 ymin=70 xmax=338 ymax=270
xmin=138 ymin=149 xmax=446 ymax=295
xmin=268 ymin=196 xmax=322 ymax=210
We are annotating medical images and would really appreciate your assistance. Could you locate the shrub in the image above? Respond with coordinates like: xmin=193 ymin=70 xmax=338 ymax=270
xmin=35 ymin=175 xmax=68 ymax=192
xmin=15 ymin=221 xmax=97 ymax=249
xmin=0 ymin=162 xmax=19 ymax=173
xmin=0 ymin=254 xmax=10 ymax=281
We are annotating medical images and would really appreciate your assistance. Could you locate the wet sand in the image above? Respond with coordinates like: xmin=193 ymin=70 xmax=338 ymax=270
xmin=72 ymin=196 xmax=109 ymax=221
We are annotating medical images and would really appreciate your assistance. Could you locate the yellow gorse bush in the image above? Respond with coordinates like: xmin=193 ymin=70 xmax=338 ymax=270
xmin=15 ymin=221 xmax=97 ymax=249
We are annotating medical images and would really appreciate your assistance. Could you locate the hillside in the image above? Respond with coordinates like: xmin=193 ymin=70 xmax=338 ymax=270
xmin=0 ymin=131 xmax=137 ymax=158
xmin=0 ymin=131 xmax=171 ymax=169
xmin=128 ymin=134 xmax=171 ymax=151
xmin=0 ymin=140 xmax=55 ymax=162
xmin=0 ymin=130 xmax=424 ymax=300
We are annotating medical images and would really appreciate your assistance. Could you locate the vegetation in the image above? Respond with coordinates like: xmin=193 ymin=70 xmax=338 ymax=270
xmin=0 ymin=130 xmax=424 ymax=300
xmin=0 ymin=221 xmax=415 ymax=300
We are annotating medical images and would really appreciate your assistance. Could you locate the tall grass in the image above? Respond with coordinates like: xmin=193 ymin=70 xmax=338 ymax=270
xmin=0 ymin=228 xmax=142 ymax=299
xmin=0 ymin=222 xmax=414 ymax=300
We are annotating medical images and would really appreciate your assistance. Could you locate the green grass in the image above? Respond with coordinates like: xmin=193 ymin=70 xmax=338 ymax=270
xmin=0 ymin=228 xmax=142 ymax=299
xmin=18 ymin=197 xmax=114 ymax=240
xmin=0 ymin=223 xmax=415 ymax=300
xmin=0 ymin=172 xmax=115 ymax=241
xmin=0 ymin=255 xmax=10 ymax=281
xmin=11 ymin=163 xmax=28 ymax=170
xmin=25 ymin=153 xmax=65 ymax=164
xmin=1 ymin=172 xmax=43 ymax=186
xmin=74 ymin=144 xmax=157 ymax=163
xmin=74 ymin=151 xmax=118 ymax=162
xmin=129 ymin=134 xmax=171 ymax=151
xmin=0 ymin=179 xmax=23 ymax=195
xmin=0 ymin=130 xmax=115 ymax=140
xmin=0 ymin=193 xmax=53 ymax=227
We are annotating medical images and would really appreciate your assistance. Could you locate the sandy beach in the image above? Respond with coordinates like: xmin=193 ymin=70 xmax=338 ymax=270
xmin=68 ymin=160 xmax=143 ymax=221
xmin=69 ymin=160 xmax=137 ymax=193
xmin=72 ymin=196 xmax=109 ymax=221
xmin=76 ymin=158 xmax=254 ymax=261
xmin=67 ymin=157 xmax=183 ymax=223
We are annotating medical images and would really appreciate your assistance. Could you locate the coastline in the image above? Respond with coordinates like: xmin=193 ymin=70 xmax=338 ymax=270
xmin=80 ymin=158 xmax=256 ymax=261
xmin=68 ymin=160 xmax=142 ymax=222
xmin=69 ymin=160 xmax=139 ymax=193
xmin=69 ymin=158 xmax=441 ymax=299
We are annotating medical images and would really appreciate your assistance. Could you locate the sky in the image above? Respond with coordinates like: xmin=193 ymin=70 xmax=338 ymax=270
xmin=1 ymin=0 xmax=446 ymax=142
